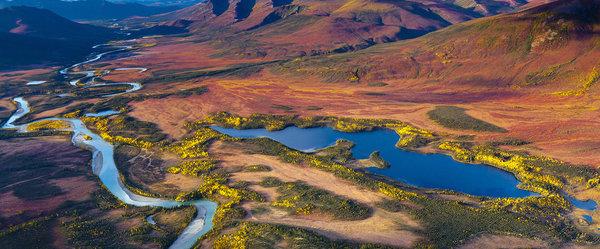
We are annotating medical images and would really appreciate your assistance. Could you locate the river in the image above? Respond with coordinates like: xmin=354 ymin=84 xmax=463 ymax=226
xmin=2 ymin=97 xmax=217 ymax=249
xmin=60 ymin=45 xmax=144 ymax=97
xmin=1 ymin=43 xmax=217 ymax=249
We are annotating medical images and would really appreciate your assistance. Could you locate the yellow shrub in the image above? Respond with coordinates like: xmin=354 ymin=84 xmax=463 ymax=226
xmin=333 ymin=120 xmax=368 ymax=132
xmin=214 ymin=223 xmax=252 ymax=249
xmin=100 ymin=132 xmax=153 ymax=149
xmin=554 ymin=66 xmax=600 ymax=96
xmin=377 ymin=182 xmax=420 ymax=201
xmin=169 ymin=128 xmax=223 ymax=158
xmin=27 ymin=120 xmax=70 ymax=131
xmin=439 ymin=142 xmax=565 ymax=196
xmin=483 ymin=194 xmax=569 ymax=217
xmin=166 ymin=159 xmax=216 ymax=177
xmin=63 ymin=110 xmax=81 ymax=118
xmin=587 ymin=177 xmax=600 ymax=189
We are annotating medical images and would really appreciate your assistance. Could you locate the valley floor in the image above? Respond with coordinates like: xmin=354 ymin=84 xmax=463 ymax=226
xmin=2 ymin=25 xmax=600 ymax=248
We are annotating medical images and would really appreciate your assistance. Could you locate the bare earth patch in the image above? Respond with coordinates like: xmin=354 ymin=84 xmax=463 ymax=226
xmin=151 ymin=173 xmax=202 ymax=193
xmin=210 ymin=141 xmax=422 ymax=247
xmin=460 ymin=234 xmax=549 ymax=249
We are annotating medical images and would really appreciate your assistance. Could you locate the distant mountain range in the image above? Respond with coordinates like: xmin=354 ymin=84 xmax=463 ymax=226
xmin=0 ymin=0 xmax=188 ymax=20
xmin=0 ymin=7 xmax=122 ymax=69
xmin=0 ymin=6 xmax=122 ymax=69
xmin=111 ymin=0 xmax=202 ymax=6
xmin=0 ymin=3 xmax=195 ymax=69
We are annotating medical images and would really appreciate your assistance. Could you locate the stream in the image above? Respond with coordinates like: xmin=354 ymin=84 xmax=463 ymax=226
xmin=3 ymin=97 xmax=217 ymax=249
xmin=2 ymin=43 xmax=217 ymax=249
xmin=60 ymin=45 xmax=143 ymax=97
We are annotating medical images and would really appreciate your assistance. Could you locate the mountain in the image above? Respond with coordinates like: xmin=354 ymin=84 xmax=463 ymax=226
xmin=126 ymin=0 xmax=538 ymax=58
xmin=276 ymin=0 xmax=599 ymax=92
xmin=0 ymin=6 xmax=121 ymax=69
xmin=111 ymin=0 xmax=202 ymax=6
xmin=0 ymin=0 xmax=183 ymax=20
xmin=0 ymin=6 xmax=120 ymax=40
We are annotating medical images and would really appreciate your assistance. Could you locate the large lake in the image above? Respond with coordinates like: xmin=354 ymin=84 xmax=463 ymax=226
xmin=211 ymin=126 xmax=535 ymax=198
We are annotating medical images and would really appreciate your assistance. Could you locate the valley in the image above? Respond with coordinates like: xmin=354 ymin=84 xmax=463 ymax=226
xmin=1 ymin=0 xmax=600 ymax=248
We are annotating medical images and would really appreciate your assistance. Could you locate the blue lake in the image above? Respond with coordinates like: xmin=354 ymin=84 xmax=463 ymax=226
xmin=211 ymin=126 xmax=536 ymax=198
xmin=567 ymin=195 xmax=598 ymax=211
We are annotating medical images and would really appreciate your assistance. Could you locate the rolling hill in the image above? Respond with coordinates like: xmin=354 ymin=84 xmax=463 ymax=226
xmin=276 ymin=0 xmax=600 ymax=93
xmin=111 ymin=0 xmax=600 ymax=169
xmin=127 ymin=0 xmax=541 ymax=58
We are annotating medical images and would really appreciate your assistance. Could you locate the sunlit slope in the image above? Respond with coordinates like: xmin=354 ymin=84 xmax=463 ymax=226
xmin=276 ymin=0 xmax=599 ymax=94
xmin=128 ymin=0 xmax=538 ymax=57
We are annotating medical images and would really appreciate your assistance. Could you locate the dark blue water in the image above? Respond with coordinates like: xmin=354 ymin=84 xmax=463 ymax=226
xmin=211 ymin=126 xmax=535 ymax=198
xmin=583 ymin=215 xmax=593 ymax=223
xmin=567 ymin=195 xmax=598 ymax=210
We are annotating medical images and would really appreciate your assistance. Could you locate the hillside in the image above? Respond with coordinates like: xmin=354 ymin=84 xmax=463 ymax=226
xmin=0 ymin=0 xmax=182 ymax=20
xmin=0 ymin=6 xmax=120 ymax=69
xmin=102 ymin=0 xmax=600 ymax=168
xmin=126 ymin=0 xmax=539 ymax=58
xmin=0 ymin=6 xmax=120 ymax=40
xmin=276 ymin=0 xmax=600 ymax=92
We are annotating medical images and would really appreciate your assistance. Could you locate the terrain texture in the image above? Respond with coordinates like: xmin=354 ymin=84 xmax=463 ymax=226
xmin=1 ymin=0 xmax=600 ymax=248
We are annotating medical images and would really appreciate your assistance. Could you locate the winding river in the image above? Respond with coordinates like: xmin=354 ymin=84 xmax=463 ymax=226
xmin=3 ymin=97 xmax=217 ymax=249
xmin=2 ymin=43 xmax=218 ymax=249
xmin=60 ymin=45 xmax=143 ymax=97
xmin=84 ymin=110 xmax=121 ymax=117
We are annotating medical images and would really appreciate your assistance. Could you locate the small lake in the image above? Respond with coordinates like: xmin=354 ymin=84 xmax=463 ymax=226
xmin=567 ymin=195 xmax=598 ymax=211
xmin=85 ymin=110 xmax=120 ymax=117
xmin=583 ymin=214 xmax=593 ymax=223
xmin=211 ymin=126 xmax=535 ymax=198
xmin=26 ymin=80 xmax=47 ymax=85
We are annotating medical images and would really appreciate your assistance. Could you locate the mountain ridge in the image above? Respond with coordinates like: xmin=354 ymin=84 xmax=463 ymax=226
xmin=0 ymin=0 xmax=182 ymax=20
xmin=273 ymin=0 xmax=600 ymax=92
xmin=124 ymin=0 xmax=540 ymax=58
xmin=0 ymin=6 xmax=121 ymax=69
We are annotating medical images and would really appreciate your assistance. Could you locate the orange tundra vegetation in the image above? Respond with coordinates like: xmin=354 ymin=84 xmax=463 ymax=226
xmin=123 ymin=0 xmax=600 ymax=169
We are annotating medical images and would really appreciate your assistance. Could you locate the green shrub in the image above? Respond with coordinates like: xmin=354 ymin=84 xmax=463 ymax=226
xmin=368 ymin=151 xmax=389 ymax=168
xmin=376 ymin=199 xmax=406 ymax=212
xmin=244 ymin=164 xmax=272 ymax=172
xmin=271 ymin=181 xmax=371 ymax=220
xmin=259 ymin=177 xmax=284 ymax=187
xmin=427 ymin=106 xmax=506 ymax=132
xmin=214 ymin=222 xmax=369 ymax=249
